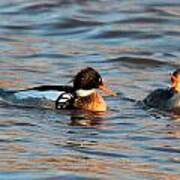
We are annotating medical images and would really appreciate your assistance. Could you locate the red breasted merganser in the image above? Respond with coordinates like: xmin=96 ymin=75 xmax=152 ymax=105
xmin=0 ymin=67 xmax=117 ymax=112
xmin=143 ymin=69 xmax=180 ymax=111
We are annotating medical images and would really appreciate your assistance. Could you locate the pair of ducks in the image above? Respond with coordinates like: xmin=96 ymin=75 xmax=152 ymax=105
xmin=1 ymin=67 xmax=180 ymax=112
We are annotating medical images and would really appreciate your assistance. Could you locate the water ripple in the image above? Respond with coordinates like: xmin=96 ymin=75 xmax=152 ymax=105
xmin=0 ymin=0 xmax=180 ymax=179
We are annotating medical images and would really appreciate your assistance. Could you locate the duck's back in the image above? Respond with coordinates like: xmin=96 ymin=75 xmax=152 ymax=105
xmin=143 ymin=88 xmax=178 ymax=110
xmin=0 ymin=85 xmax=74 ymax=109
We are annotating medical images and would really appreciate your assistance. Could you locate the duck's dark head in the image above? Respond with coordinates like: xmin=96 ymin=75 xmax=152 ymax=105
xmin=170 ymin=68 xmax=180 ymax=92
xmin=73 ymin=67 xmax=117 ymax=97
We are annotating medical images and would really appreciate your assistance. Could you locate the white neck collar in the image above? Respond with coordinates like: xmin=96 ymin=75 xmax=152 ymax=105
xmin=75 ymin=89 xmax=95 ymax=97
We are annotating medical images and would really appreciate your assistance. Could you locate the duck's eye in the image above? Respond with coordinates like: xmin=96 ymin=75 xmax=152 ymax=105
xmin=99 ymin=78 xmax=103 ymax=84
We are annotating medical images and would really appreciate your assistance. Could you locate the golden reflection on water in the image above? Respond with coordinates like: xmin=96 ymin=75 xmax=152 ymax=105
xmin=96 ymin=44 xmax=144 ymax=54
xmin=0 ymin=80 xmax=21 ymax=88
xmin=142 ymin=172 xmax=180 ymax=180
xmin=0 ymin=150 xmax=179 ymax=180
xmin=167 ymin=130 xmax=180 ymax=138
xmin=1 ymin=150 xmax=179 ymax=180
xmin=0 ymin=113 xmax=179 ymax=179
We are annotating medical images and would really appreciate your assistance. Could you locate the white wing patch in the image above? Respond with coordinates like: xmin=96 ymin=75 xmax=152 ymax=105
xmin=57 ymin=93 xmax=72 ymax=103
xmin=56 ymin=93 xmax=74 ymax=109
xmin=15 ymin=90 xmax=63 ymax=101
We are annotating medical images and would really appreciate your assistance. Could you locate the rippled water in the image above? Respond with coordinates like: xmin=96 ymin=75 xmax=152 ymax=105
xmin=0 ymin=0 xmax=180 ymax=179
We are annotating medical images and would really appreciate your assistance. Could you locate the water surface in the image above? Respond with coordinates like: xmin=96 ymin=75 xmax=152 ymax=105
xmin=0 ymin=0 xmax=180 ymax=179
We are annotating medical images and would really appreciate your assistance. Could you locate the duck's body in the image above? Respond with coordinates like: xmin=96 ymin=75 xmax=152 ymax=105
xmin=143 ymin=88 xmax=180 ymax=110
xmin=0 ymin=85 xmax=74 ymax=109
xmin=73 ymin=91 xmax=107 ymax=112
xmin=143 ymin=69 xmax=180 ymax=111
xmin=0 ymin=67 xmax=116 ymax=112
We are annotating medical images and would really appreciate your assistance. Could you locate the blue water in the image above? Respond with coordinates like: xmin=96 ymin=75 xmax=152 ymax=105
xmin=0 ymin=0 xmax=180 ymax=179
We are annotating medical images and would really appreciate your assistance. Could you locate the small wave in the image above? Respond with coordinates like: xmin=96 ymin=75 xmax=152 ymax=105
xmin=91 ymin=30 xmax=162 ymax=40
xmin=20 ymin=2 xmax=59 ymax=14
xmin=1 ymin=24 xmax=38 ymax=31
xmin=108 ymin=56 xmax=168 ymax=67
xmin=15 ymin=53 xmax=71 ymax=59
xmin=148 ymin=146 xmax=180 ymax=154
xmin=119 ymin=17 xmax=170 ymax=24
xmin=51 ymin=18 xmax=104 ymax=29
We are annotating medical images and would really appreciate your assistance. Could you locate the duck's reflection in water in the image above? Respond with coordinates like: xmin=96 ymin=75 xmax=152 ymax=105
xmin=69 ymin=110 xmax=109 ymax=128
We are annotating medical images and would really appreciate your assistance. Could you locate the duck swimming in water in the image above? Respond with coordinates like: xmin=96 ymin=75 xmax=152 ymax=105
xmin=143 ymin=69 xmax=180 ymax=111
xmin=0 ymin=67 xmax=117 ymax=112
